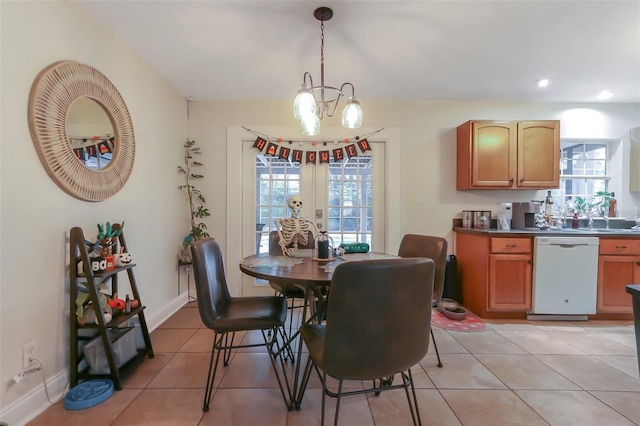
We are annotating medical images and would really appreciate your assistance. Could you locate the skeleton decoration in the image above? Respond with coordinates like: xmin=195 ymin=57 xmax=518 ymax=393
xmin=275 ymin=195 xmax=316 ymax=257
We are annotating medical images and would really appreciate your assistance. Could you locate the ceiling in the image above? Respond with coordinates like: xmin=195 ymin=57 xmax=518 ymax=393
xmin=78 ymin=1 xmax=640 ymax=104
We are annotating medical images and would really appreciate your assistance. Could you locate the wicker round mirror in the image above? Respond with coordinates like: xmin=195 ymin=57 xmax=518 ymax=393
xmin=28 ymin=61 xmax=135 ymax=202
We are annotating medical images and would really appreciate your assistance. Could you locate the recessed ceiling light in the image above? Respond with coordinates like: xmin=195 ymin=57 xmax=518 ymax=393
xmin=537 ymin=79 xmax=549 ymax=88
xmin=597 ymin=90 xmax=613 ymax=100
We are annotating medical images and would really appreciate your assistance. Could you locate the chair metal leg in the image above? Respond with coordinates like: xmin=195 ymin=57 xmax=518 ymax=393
xmin=402 ymin=369 xmax=421 ymax=426
xmin=430 ymin=326 xmax=443 ymax=368
xmin=223 ymin=332 xmax=236 ymax=366
xmin=332 ymin=379 xmax=344 ymax=426
xmin=297 ymin=353 xmax=315 ymax=410
xmin=203 ymin=333 xmax=225 ymax=412
xmin=320 ymin=372 xmax=328 ymax=426
xmin=262 ymin=327 xmax=294 ymax=411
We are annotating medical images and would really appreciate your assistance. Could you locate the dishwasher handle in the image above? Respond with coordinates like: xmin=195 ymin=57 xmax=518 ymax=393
xmin=555 ymin=243 xmax=591 ymax=248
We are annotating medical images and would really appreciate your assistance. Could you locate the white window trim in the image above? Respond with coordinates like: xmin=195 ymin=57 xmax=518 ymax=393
xmin=226 ymin=126 xmax=401 ymax=296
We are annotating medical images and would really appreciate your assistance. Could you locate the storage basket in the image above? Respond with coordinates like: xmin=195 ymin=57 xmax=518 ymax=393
xmin=83 ymin=327 xmax=137 ymax=375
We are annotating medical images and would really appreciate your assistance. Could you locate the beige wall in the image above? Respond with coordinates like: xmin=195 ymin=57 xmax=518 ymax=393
xmin=1 ymin=2 xmax=188 ymax=420
xmin=1 ymin=1 xmax=639 ymax=424
xmin=188 ymin=100 xmax=639 ymax=255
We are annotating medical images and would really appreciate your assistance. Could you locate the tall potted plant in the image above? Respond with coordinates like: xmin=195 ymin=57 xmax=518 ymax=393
xmin=177 ymin=139 xmax=210 ymax=262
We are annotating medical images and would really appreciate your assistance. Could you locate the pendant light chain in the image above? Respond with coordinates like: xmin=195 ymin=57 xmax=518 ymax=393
xmin=319 ymin=20 xmax=326 ymax=105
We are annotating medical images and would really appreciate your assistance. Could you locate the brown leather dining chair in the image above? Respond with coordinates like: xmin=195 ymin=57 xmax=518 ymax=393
xmin=190 ymin=238 xmax=292 ymax=411
xmin=398 ymin=234 xmax=447 ymax=368
xmin=297 ymin=258 xmax=435 ymax=425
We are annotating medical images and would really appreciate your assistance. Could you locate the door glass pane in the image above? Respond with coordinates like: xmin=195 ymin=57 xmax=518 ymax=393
xmin=327 ymin=155 xmax=373 ymax=245
xmin=255 ymin=156 xmax=301 ymax=254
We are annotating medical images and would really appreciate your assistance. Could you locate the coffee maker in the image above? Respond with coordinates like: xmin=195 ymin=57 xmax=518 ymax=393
xmin=511 ymin=202 xmax=537 ymax=229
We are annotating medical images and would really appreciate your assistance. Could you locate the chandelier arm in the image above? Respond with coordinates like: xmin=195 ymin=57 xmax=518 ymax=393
xmin=340 ymin=82 xmax=356 ymax=98
xmin=324 ymin=92 xmax=343 ymax=118
xmin=302 ymin=72 xmax=314 ymax=88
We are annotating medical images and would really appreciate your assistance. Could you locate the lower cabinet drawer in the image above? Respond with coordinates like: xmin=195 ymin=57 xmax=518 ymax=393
xmin=599 ymin=239 xmax=640 ymax=255
xmin=490 ymin=237 xmax=532 ymax=254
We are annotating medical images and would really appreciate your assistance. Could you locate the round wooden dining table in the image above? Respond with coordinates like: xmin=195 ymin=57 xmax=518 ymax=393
xmin=240 ymin=253 xmax=335 ymax=286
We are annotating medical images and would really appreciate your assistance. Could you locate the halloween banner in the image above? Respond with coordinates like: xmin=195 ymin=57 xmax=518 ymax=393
xmin=251 ymin=136 xmax=372 ymax=165
xmin=72 ymin=137 xmax=115 ymax=160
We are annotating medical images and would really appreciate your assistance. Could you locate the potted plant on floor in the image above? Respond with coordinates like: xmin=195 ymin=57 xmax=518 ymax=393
xmin=177 ymin=139 xmax=210 ymax=263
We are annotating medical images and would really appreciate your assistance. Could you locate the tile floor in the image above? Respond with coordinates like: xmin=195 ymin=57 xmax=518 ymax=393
xmin=29 ymin=302 xmax=639 ymax=425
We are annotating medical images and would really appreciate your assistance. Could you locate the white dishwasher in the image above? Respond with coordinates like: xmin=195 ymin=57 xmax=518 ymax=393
xmin=529 ymin=236 xmax=600 ymax=320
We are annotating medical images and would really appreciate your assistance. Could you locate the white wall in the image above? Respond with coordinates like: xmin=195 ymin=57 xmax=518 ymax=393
xmin=1 ymin=2 xmax=188 ymax=421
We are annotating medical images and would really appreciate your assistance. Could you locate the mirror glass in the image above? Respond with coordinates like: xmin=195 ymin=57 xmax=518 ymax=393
xmin=66 ymin=98 xmax=115 ymax=171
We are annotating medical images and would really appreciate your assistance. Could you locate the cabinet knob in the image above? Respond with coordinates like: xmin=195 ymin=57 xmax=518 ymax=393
xmin=509 ymin=178 xmax=514 ymax=185
xmin=528 ymin=259 xmax=532 ymax=265
xmin=636 ymin=261 xmax=640 ymax=267
xmin=519 ymin=177 xmax=524 ymax=183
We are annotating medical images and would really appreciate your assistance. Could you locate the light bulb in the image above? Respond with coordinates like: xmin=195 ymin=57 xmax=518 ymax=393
xmin=293 ymin=86 xmax=316 ymax=120
xmin=341 ymin=97 xmax=362 ymax=129
xmin=300 ymin=112 xmax=320 ymax=136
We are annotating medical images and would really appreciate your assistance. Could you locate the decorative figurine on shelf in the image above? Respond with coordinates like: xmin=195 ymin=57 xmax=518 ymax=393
xmin=97 ymin=221 xmax=124 ymax=257
xmin=275 ymin=195 xmax=317 ymax=257
xmin=114 ymin=250 xmax=132 ymax=267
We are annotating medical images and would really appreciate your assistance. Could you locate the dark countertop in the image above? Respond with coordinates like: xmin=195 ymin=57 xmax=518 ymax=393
xmin=454 ymin=227 xmax=640 ymax=238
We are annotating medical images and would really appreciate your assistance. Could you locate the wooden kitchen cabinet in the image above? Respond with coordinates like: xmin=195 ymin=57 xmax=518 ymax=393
xmin=597 ymin=239 xmax=640 ymax=314
xmin=455 ymin=232 xmax=532 ymax=318
xmin=456 ymin=120 xmax=560 ymax=190
xmin=456 ymin=229 xmax=638 ymax=319
xmin=488 ymin=238 xmax=532 ymax=311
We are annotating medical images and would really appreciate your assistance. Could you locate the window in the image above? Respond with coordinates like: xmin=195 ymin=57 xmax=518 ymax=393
xmin=556 ymin=140 xmax=610 ymax=210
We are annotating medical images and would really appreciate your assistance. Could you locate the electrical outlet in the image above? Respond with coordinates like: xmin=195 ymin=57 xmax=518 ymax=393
xmin=23 ymin=341 xmax=37 ymax=370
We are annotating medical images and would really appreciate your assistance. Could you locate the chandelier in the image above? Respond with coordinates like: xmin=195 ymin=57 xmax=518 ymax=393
xmin=293 ymin=7 xmax=363 ymax=136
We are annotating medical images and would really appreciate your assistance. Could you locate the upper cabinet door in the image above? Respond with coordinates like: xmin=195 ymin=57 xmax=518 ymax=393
xmin=457 ymin=119 xmax=560 ymax=190
xmin=516 ymin=121 xmax=560 ymax=188
xmin=457 ymin=120 xmax=514 ymax=189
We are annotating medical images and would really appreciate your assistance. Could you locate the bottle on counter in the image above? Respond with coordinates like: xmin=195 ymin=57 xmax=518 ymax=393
xmin=608 ymin=192 xmax=617 ymax=217
xmin=572 ymin=212 xmax=579 ymax=229
xmin=544 ymin=191 xmax=553 ymax=225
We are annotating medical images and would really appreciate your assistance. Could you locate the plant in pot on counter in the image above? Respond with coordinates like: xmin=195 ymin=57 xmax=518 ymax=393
xmin=177 ymin=139 xmax=210 ymax=263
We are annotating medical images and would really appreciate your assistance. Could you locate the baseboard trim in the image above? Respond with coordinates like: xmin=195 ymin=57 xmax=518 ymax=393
xmin=526 ymin=314 xmax=589 ymax=321
xmin=0 ymin=293 xmax=189 ymax=426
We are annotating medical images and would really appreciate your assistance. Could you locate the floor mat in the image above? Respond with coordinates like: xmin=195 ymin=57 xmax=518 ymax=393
xmin=431 ymin=307 xmax=487 ymax=331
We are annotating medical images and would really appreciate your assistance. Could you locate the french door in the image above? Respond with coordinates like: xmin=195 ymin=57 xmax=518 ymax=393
xmin=241 ymin=139 xmax=386 ymax=296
